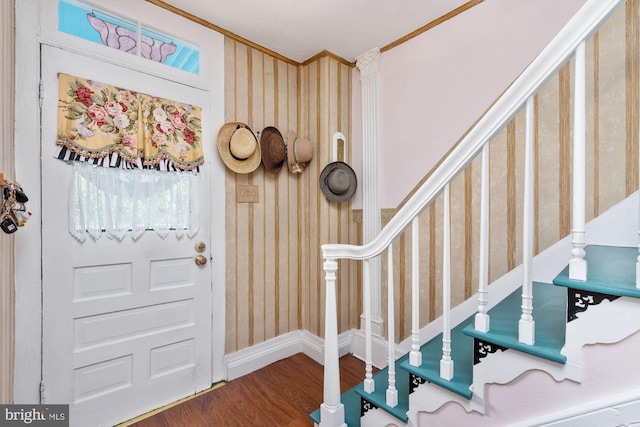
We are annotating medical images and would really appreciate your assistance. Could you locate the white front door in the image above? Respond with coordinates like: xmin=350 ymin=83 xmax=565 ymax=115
xmin=40 ymin=45 xmax=215 ymax=427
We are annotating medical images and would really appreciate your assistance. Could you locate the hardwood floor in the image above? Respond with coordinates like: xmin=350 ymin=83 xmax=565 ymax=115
xmin=127 ymin=353 xmax=367 ymax=427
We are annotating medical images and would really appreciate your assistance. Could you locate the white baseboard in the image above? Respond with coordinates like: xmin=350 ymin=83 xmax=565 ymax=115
xmin=301 ymin=329 xmax=353 ymax=365
xmin=224 ymin=329 xmax=354 ymax=381
xmin=224 ymin=331 xmax=303 ymax=380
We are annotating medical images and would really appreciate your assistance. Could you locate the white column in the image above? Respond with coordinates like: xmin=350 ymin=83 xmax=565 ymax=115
xmin=570 ymin=41 xmax=588 ymax=281
xmin=356 ymin=48 xmax=384 ymax=336
xmin=475 ymin=144 xmax=490 ymax=333
xmin=320 ymin=259 xmax=347 ymax=427
xmin=519 ymin=97 xmax=535 ymax=345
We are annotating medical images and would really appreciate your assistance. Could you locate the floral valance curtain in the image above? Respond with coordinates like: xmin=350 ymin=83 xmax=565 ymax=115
xmin=57 ymin=73 xmax=203 ymax=171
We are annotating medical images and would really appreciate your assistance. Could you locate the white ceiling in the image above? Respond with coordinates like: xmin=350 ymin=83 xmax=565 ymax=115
xmin=158 ymin=0 xmax=472 ymax=63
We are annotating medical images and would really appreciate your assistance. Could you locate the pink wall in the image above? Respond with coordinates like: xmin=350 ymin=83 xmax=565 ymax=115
xmin=351 ymin=0 xmax=586 ymax=208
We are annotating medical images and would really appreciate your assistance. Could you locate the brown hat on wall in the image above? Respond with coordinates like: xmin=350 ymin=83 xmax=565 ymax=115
xmin=287 ymin=130 xmax=314 ymax=173
xmin=216 ymin=122 xmax=262 ymax=174
xmin=260 ymin=127 xmax=286 ymax=174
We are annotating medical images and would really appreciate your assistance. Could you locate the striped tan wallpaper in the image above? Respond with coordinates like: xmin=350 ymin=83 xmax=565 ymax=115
xmin=0 ymin=0 xmax=15 ymax=404
xmin=223 ymin=39 xmax=358 ymax=352
xmin=224 ymin=38 xmax=301 ymax=351
xmin=383 ymin=2 xmax=640 ymax=342
xmin=299 ymin=55 xmax=359 ymax=339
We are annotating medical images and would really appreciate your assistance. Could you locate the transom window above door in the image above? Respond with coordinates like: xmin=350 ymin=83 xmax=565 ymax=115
xmin=58 ymin=0 xmax=201 ymax=75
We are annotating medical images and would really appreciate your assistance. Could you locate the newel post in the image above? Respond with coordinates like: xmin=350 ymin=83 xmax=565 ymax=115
xmin=320 ymin=258 xmax=346 ymax=427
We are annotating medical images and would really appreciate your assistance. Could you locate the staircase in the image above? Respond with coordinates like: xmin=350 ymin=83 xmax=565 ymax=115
xmin=311 ymin=193 xmax=640 ymax=426
xmin=311 ymin=0 xmax=640 ymax=425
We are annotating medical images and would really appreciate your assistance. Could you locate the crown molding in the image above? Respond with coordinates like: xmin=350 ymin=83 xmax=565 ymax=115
xmin=146 ymin=0 xmax=484 ymax=69
xmin=301 ymin=50 xmax=355 ymax=68
xmin=145 ymin=0 xmax=301 ymax=66
xmin=381 ymin=0 xmax=484 ymax=53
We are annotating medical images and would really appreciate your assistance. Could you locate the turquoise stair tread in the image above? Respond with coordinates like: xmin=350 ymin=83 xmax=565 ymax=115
xmin=400 ymin=316 xmax=475 ymax=400
xmin=309 ymin=408 xmax=319 ymax=425
xmin=463 ymin=281 xmax=566 ymax=364
xmin=553 ymin=245 xmax=640 ymax=298
xmin=354 ymin=353 xmax=411 ymax=422
xmin=309 ymin=385 xmax=363 ymax=426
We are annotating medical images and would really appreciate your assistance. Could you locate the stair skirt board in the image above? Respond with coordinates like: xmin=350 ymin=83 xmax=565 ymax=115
xmin=414 ymin=329 xmax=640 ymax=427
xmin=361 ymin=406 xmax=409 ymax=427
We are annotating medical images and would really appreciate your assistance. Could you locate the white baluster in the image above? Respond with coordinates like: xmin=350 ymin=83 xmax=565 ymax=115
xmin=519 ymin=97 xmax=536 ymax=345
xmin=320 ymin=259 xmax=346 ymax=427
xmin=410 ymin=217 xmax=422 ymax=366
xmin=440 ymin=184 xmax=454 ymax=381
xmin=386 ymin=245 xmax=398 ymax=407
xmin=475 ymin=144 xmax=490 ymax=333
xmin=363 ymin=259 xmax=375 ymax=393
xmin=570 ymin=41 xmax=588 ymax=281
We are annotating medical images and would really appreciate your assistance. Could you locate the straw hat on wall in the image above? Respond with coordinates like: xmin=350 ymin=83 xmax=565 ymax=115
xmin=216 ymin=122 xmax=261 ymax=173
xmin=287 ymin=130 xmax=314 ymax=173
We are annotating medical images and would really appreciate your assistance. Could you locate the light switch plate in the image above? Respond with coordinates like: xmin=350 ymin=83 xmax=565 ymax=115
xmin=237 ymin=184 xmax=259 ymax=203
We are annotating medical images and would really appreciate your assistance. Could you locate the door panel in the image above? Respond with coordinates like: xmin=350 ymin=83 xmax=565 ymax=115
xmin=41 ymin=45 xmax=213 ymax=427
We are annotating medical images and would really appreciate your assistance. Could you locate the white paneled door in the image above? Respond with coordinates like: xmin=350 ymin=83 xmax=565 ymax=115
xmin=40 ymin=45 xmax=214 ymax=427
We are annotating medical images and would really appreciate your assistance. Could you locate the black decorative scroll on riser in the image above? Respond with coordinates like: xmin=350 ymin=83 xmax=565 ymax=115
xmin=361 ymin=397 xmax=379 ymax=417
xmin=567 ymin=288 xmax=619 ymax=322
xmin=409 ymin=373 xmax=428 ymax=394
xmin=474 ymin=338 xmax=509 ymax=365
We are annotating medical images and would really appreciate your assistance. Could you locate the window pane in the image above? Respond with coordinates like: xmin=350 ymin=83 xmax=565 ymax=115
xmin=58 ymin=0 xmax=200 ymax=75
xmin=141 ymin=26 xmax=201 ymax=75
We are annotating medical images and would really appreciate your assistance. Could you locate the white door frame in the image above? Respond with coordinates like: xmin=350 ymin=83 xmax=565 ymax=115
xmin=13 ymin=0 xmax=227 ymax=404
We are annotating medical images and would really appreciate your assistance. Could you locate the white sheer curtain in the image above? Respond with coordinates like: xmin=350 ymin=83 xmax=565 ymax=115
xmin=69 ymin=162 xmax=200 ymax=242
